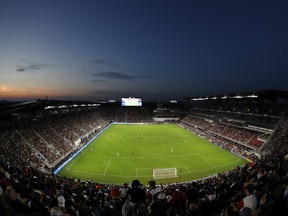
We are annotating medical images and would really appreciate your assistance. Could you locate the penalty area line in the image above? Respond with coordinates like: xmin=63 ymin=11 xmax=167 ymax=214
xmin=103 ymin=157 xmax=112 ymax=175
xmin=196 ymin=153 xmax=215 ymax=168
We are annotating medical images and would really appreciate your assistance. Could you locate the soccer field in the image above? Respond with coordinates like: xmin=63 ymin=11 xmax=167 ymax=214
xmin=57 ymin=124 xmax=247 ymax=184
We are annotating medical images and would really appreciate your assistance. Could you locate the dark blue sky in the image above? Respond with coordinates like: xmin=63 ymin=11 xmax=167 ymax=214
xmin=0 ymin=0 xmax=287 ymax=102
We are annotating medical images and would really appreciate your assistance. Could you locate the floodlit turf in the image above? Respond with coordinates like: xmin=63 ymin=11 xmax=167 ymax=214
xmin=57 ymin=124 xmax=247 ymax=184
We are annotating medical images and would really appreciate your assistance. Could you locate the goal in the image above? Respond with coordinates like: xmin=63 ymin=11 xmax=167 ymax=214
xmin=152 ymin=168 xmax=177 ymax=179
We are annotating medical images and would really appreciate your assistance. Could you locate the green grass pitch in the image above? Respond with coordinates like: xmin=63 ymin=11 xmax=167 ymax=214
xmin=57 ymin=124 xmax=247 ymax=185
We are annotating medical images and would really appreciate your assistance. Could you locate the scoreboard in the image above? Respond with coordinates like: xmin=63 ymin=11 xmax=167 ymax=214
xmin=121 ymin=97 xmax=142 ymax=106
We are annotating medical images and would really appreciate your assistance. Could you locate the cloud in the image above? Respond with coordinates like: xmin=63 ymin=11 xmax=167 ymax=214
xmin=16 ymin=67 xmax=26 ymax=72
xmin=16 ymin=62 xmax=48 ymax=72
xmin=92 ymin=71 xmax=151 ymax=81
xmin=91 ymin=59 xmax=119 ymax=67
xmin=93 ymin=71 xmax=134 ymax=80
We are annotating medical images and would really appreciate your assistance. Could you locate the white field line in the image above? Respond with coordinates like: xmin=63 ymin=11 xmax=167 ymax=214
xmin=103 ymin=157 xmax=112 ymax=175
xmin=67 ymin=158 xmax=241 ymax=177
xmin=196 ymin=153 xmax=215 ymax=167
xmin=69 ymin=169 xmax=148 ymax=177
xmin=115 ymin=153 xmax=199 ymax=159
xmin=66 ymin=149 xmax=87 ymax=170
xmin=183 ymin=165 xmax=190 ymax=172
xmin=188 ymin=159 xmax=241 ymax=173
xmin=67 ymin=154 xmax=241 ymax=177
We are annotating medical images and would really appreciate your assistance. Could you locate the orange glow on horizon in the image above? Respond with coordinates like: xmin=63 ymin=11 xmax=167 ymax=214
xmin=0 ymin=84 xmax=92 ymax=101
xmin=0 ymin=84 xmax=67 ymax=100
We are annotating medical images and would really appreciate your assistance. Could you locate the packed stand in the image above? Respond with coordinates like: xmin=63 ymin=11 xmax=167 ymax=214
xmin=181 ymin=115 xmax=267 ymax=150
xmin=0 ymin=110 xmax=110 ymax=169
xmin=0 ymin=114 xmax=287 ymax=215
xmin=113 ymin=107 xmax=153 ymax=123
xmin=0 ymin=101 xmax=288 ymax=215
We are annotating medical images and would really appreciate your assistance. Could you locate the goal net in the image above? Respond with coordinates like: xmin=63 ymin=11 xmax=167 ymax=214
xmin=152 ymin=168 xmax=177 ymax=179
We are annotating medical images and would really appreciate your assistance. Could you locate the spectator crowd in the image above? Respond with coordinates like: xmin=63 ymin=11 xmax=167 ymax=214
xmin=0 ymin=104 xmax=287 ymax=215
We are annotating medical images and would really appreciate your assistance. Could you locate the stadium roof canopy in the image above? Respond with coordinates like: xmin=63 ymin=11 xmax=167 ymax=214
xmin=184 ymin=89 xmax=288 ymax=102
xmin=1 ymin=89 xmax=287 ymax=118
xmin=0 ymin=99 xmax=100 ymax=118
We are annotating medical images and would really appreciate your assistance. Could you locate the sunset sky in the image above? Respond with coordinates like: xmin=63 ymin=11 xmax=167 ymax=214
xmin=1 ymin=0 xmax=288 ymax=102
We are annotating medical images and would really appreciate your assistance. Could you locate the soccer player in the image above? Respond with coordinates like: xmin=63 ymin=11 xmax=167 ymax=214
xmin=171 ymin=148 xmax=173 ymax=152
xmin=117 ymin=153 xmax=119 ymax=157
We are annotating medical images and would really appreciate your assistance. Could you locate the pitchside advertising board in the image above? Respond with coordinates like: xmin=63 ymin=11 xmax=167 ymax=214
xmin=121 ymin=97 xmax=142 ymax=106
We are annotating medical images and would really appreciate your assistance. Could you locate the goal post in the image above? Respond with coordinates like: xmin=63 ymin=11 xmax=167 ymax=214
xmin=152 ymin=168 xmax=177 ymax=179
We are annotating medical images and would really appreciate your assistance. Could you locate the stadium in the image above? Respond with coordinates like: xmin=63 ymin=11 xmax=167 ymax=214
xmin=1 ymin=1 xmax=288 ymax=215
xmin=0 ymin=89 xmax=288 ymax=215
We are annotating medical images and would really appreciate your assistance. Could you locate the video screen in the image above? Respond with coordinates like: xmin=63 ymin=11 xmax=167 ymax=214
xmin=121 ymin=97 xmax=142 ymax=106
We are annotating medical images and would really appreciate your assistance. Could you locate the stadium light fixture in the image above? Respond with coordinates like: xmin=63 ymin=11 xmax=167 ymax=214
xmin=245 ymin=94 xmax=258 ymax=98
